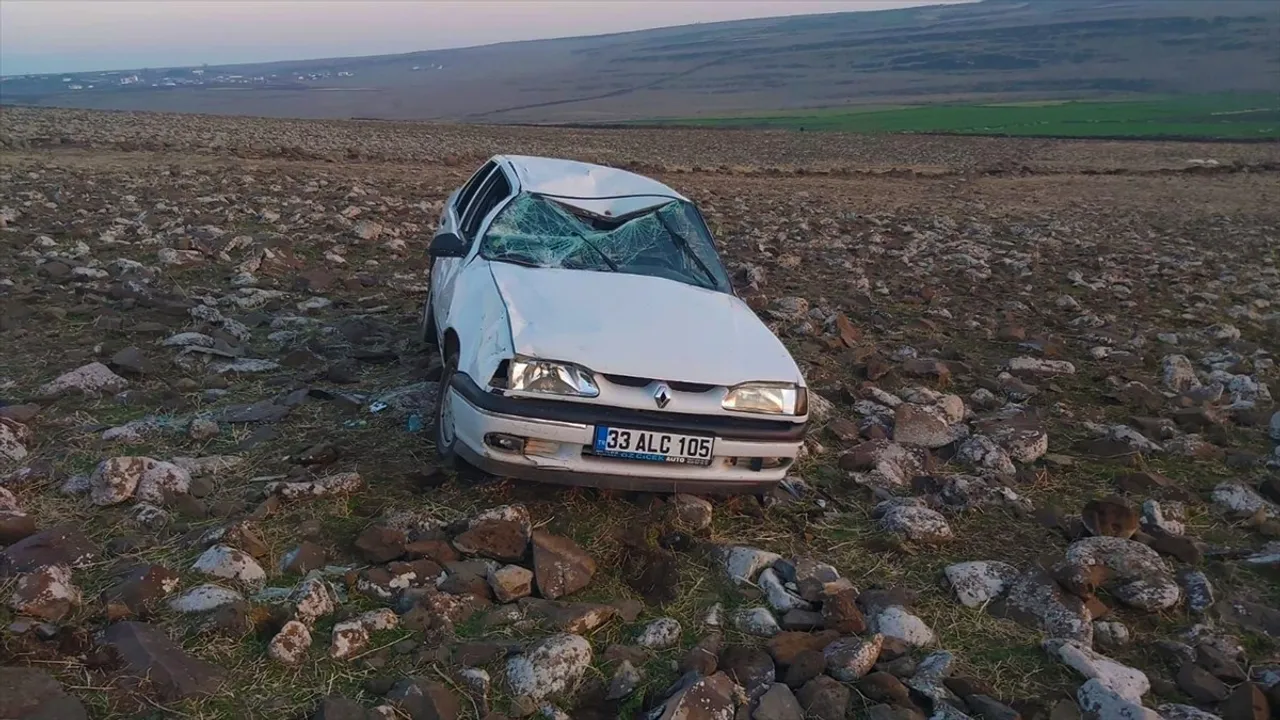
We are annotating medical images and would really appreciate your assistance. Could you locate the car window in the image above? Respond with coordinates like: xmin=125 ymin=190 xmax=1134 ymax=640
xmin=480 ymin=192 xmax=732 ymax=293
xmin=460 ymin=167 xmax=512 ymax=242
xmin=454 ymin=161 xmax=496 ymax=218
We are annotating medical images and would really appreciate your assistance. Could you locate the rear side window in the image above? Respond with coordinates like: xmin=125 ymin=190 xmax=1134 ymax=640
xmin=454 ymin=161 xmax=496 ymax=217
xmin=461 ymin=168 xmax=513 ymax=241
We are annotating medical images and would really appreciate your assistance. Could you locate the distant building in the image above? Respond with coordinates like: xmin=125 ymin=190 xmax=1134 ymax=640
xmin=68 ymin=84 xmax=83 ymax=90
xmin=192 ymin=69 xmax=205 ymax=76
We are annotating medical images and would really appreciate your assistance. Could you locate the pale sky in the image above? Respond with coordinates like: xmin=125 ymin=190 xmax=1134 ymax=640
xmin=0 ymin=0 xmax=973 ymax=76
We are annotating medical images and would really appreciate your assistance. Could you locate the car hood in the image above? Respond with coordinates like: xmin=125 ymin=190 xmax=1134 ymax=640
xmin=489 ymin=263 xmax=804 ymax=388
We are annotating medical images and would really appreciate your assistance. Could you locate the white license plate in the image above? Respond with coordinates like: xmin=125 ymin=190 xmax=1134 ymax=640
xmin=592 ymin=426 xmax=715 ymax=466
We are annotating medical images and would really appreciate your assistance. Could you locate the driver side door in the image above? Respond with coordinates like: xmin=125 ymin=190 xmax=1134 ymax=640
xmin=433 ymin=162 xmax=514 ymax=331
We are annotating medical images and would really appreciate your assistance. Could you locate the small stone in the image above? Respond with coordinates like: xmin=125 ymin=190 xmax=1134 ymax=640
xmin=1093 ymin=620 xmax=1131 ymax=649
xmin=824 ymin=633 xmax=883 ymax=681
xmin=487 ymin=564 xmax=534 ymax=603
xmin=732 ymin=606 xmax=781 ymax=637
xmin=1045 ymin=639 xmax=1149 ymax=702
xmin=668 ymin=494 xmax=713 ymax=531
xmin=1176 ymin=662 xmax=1229 ymax=703
xmin=168 ymin=584 xmax=244 ymax=613
xmin=636 ymin=617 xmax=681 ymax=649
xmin=267 ymin=620 xmax=312 ymax=665
xmin=192 ymin=544 xmax=266 ymax=586
xmin=531 ymin=531 xmax=595 ymax=600
xmin=354 ymin=525 xmax=407 ymax=564
xmin=453 ymin=505 xmax=531 ymax=562
xmin=505 ymin=633 xmax=592 ymax=704
xmin=871 ymin=606 xmax=935 ymax=647
xmin=280 ymin=542 xmax=327 ymax=575
xmin=797 ymin=675 xmax=850 ymax=720
xmin=754 ymin=683 xmax=805 ymax=720
xmin=9 ymin=564 xmax=80 ymax=620
xmin=878 ymin=504 xmax=953 ymax=542
xmin=606 ymin=660 xmax=642 ymax=701
xmin=945 ymin=560 xmax=1018 ymax=607
xmin=1082 ymin=496 xmax=1140 ymax=538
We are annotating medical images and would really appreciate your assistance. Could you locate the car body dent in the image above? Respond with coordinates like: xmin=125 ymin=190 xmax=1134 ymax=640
xmin=489 ymin=262 xmax=804 ymax=388
xmin=503 ymin=154 xmax=686 ymax=218
xmin=444 ymin=261 xmax=513 ymax=388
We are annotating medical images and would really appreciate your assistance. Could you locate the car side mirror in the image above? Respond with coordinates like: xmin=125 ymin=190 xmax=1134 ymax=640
xmin=428 ymin=232 xmax=468 ymax=258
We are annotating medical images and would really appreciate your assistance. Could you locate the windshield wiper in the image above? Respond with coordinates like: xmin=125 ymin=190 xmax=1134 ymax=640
xmin=655 ymin=213 xmax=719 ymax=290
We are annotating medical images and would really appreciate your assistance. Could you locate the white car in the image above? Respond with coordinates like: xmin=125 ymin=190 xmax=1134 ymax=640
xmin=421 ymin=154 xmax=809 ymax=494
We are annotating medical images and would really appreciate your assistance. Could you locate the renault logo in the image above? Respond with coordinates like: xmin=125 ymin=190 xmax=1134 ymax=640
xmin=653 ymin=383 xmax=672 ymax=409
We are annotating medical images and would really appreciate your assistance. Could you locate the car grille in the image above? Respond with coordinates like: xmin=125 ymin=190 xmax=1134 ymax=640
xmin=601 ymin=373 xmax=716 ymax=394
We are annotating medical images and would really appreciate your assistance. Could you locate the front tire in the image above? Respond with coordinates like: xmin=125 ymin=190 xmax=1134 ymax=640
xmin=431 ymin=347 xmax=459 ymax=467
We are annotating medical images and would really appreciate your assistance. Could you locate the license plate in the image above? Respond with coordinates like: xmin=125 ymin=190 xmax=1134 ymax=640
xmin=592 ymin=426 xmax=715 ymax=466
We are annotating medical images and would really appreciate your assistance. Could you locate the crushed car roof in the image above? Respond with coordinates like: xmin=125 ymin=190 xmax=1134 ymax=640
xmin=497 ymin=154 xmax=688 ymax=217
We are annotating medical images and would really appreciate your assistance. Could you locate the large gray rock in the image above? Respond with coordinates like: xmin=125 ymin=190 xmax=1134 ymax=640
xmin=506 ymin=634 xmax=592 ymax=704
xmin=944 ymin=561 xmax=1018 ymax=607
xmin=877 ymin=503 xmax=953 ymax=543
xmin=754 ymin=683 xmax=804 ymax=720
xmin=824 ymin=633 xmax=883 ymax=681
xmin=1045 ymin=639 xmax=1149 ymax=702
xmin=1076 ymin=679 xmax=1160 ymax=720
xmin=1062 ymin=536 xmax=1180 ymax=611
xmin=37 ymin=362 xmax=128 ymax=398
xmin=870 ymin=606 xmax=935 ymax=647
xmin=720 ymin=545 xmax=781 ymax=585
xmin=1212 ymin=482 xmax=1279 ymax=519
xmin=1004 ymin=568 xmax=1093 ymax=644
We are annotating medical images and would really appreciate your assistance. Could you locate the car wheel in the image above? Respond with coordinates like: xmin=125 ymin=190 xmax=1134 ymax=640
xmin=431 ymin=347 xmax=459 ymax=467
xmin=420 ymin=296 xmax=438 ymax=348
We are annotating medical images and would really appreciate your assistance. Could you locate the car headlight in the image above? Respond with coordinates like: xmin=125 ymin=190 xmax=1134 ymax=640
xmin=722 ymin=383 xmax=807 ymax=416
xmin=508 ymin=356 xmax=599 ymax=397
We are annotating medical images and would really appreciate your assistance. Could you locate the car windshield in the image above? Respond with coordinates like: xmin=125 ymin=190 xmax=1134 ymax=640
xmin=480 ymin=192 xmax=733 ymax=293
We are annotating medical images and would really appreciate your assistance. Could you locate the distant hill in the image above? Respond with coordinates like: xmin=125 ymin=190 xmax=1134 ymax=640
xmin=2 ymin=0 xmax=1276 ymax=123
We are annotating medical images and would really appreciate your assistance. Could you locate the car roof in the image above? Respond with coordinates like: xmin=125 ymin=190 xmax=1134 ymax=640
xmin=495 ymin=154 xmax=688 ymax=217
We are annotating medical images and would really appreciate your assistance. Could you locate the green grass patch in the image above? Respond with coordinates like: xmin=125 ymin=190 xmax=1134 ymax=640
xmin=649 ymin=94 xmax=1280 ymax=140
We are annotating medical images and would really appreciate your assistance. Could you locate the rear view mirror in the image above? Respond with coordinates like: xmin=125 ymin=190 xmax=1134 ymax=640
xmin=429 ymin=232 xmax=468 ymax=258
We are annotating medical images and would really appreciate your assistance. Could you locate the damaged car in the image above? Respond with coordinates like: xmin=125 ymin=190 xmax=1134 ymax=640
xmin=420 ymin=154 xmax=809 ymax=493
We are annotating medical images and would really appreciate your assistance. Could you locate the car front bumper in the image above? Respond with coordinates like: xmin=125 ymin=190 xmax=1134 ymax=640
xmin=446 ymin=376 xmax=805 ymax=495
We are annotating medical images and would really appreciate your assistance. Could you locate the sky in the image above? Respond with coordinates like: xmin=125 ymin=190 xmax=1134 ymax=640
xmin=0 ymin=0 xmax=974 ymax=76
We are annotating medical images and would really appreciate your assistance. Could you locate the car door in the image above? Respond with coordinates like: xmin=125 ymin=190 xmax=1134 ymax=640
xmin=432 ymin=161 xmax=497 ymax=326
xmin=434 ymin=163 xmax=515 ymax=330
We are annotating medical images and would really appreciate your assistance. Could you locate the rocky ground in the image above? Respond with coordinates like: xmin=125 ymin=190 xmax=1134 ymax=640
xmin=1 ymin=106 xmax=1278 ymax=720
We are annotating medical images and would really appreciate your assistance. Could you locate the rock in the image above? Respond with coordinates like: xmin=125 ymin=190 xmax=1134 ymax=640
xmin=780 ymin=609 xmax=824 ymax=630
xmin=169 ymin=584 xmax=244 ymax=613
xmin=669 ymin=493 xmax=714 ymax=531
xmin=89 ymin=456 xmax=192 ymax=506
xmin=759 ymin=568 xmax=813 ymax=613
xmin=754 ymin=683 xmax=805 ymax=720
xmin=1180 ymin=570 xmax=1215 ymax=615
xmin=637 ymin=617 xmax=682 ymax=649
xmin=531 ymin=530 xmax=595 ymax=600
xmin=720 ymin=644 xmax=775 ymax=702
xmin=0 ymin=491 xmax=35 ymax=544
xmin=516 ymin=597 xmax=617 ymax=633
xmin=1212 ymin=483 xmax=1278 ymax=519
xmin=1003 ymin=568 xmax=1093 ymax=644
xmin=784 ymin=650 xmax=826 ymax=690
xmin=894 ymin=403 xmax=961 ymax=448
xmin=36 ymin=362 xmax=128 ymax=398
xmin=386 ymin=677 xmax=461 ymax=720
xmin=330 ymin=609 xmax=398 ymax=660
xmin=905 ymin=650 xmax=954 ymax=708
xmin=188 ymin=418 xmax=220 ymax=441
xmin=1007 ymin=357 xmax=1076 ymax=377
xmin=607 ymin=660 xmax=642 ymax=701
xmin=266 ymin=471 xmax=363 ymax=500
xmin=767 ymin=630 xmax=840 ymax=666
xmin=653 ymin=671 xmax=739 ymax=720
xmin=1219 ymin=683 xmax=1268 ymax=720
xmin=797 ymin=675 xmax=850 ymax=720
xmin=992 ymin=426 xmax=1050 ymax=463
xmin=721 ymin=545 xmax=781 ymax=585
xmin=9 ymin=564 xmax=80 ymax=620
xmin=192 ymin=544 xmax=266 ymax=586
xmin=1270 ymin=411 xmax=1280 ymax=442
xmin=0 ymin=524 xmax=97 ymax=576
xmin=1176 ymin=663 xmax=1229 ymax=703
xmin=956 ymin=435 xmax=1017 ymax=476
xmin=945 ymin=561 xmax=1018 ymax=607
xmin=1061 ymin=536 xmax=1180 ymax=611
xmin=871 ymin=606 xmax=935 ymax=647
xmin=102 ymin=564 xmax=181 ymax=620
xmin=732 ymin=606 xmax=781 ymax=637
xmin=354 ymin=525 xmax=407 ymax=563
xmin=825 ymin=633 xmax=883 ymax=681
xmin=268 ymin=620 xmax=312 ymax=665
xmin=453 ymin=505 xmax=532 ymax=562
xmin=312 ymin=696 xmax=377 ymax=720
xmin=505 ymin=634 xmax=592 ymax=703
xmin=1076 ymin=679 xmax=1160 ymax=720
xmin=1156 ymin=704 xmax=1224 ymax=720
xmin=281 ymin=542 xmax=327 ymax=575
xmin=878 ymin=504 xmax=953 ymax=542
xmin=858 ymin=672 xmax=911 ymax=705
xmin=1162 ymin=355 xmax=1200 ymax=393
xmin=488 ymin=564 xmax=534 ymax=603
xmin=1045 ymin=639 xmax=1149 ymax=702
xmin=1194 ymin=643 xmax=1247 ymax=683
xmin=0 ymin=667 xmax=89 ymax=719
xmin=790 ymin=558 xmax=841 ymax=602
xmin=104 ymin=621 xmax=226 ymax=700
xmin=682 ymin=633 xmax=723 ymax=675
xmin=0 ymin=418 xmax=30 ymax=463
xmin=1140 ymin=500 xmax=1185 ymax=536
xmin=291 ymin=577 xmax=340 ymax=625
xmin=1093 ymin=620 xmax=1131 ymax=649
xmin=1081 ymin=496 xmax=1139 ymax=539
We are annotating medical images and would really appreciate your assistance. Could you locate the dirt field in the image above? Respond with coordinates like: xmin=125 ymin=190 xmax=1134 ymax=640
xmin=1 ymin=107 xmax=1278 ymax=720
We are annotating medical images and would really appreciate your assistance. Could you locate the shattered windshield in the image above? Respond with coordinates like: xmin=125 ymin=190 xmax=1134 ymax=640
xmin=480 ymin=192 xmax=732 ymax=293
